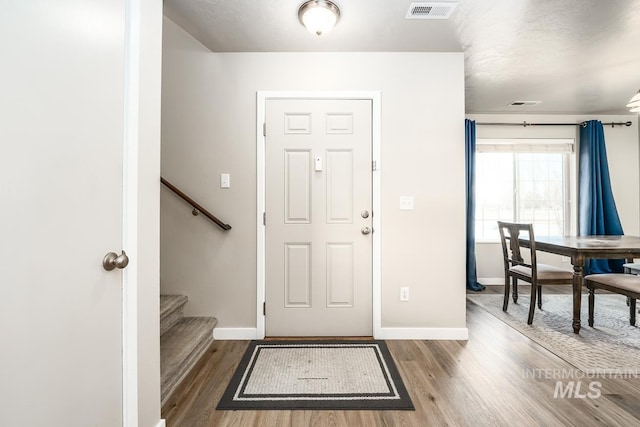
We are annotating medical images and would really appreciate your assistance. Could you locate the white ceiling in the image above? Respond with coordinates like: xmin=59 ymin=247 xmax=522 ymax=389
xmin=163 ymin=0 xmax=640 ymax=115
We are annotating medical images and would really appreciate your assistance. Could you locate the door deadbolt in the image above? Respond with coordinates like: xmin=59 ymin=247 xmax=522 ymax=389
xmin=361 ymin=210 xmax=370 ymax=218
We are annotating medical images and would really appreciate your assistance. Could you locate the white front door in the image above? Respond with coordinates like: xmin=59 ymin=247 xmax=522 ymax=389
xmin=1 ymin=2 xmax=130 ymax=425
xmin=265 ymin=99 xmax=373 ymax=336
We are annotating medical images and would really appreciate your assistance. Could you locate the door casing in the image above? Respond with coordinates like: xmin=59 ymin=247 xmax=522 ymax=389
xmin=256 ymin=91 xmax=381 ymax=338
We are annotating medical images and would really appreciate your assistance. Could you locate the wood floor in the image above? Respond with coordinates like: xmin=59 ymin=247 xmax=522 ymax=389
xmin=163 ymin=285 xmax=640 ymax=426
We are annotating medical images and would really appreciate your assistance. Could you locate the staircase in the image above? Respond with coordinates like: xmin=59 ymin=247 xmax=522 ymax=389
xmin=160 ymin=294 xmax=217 ymax=410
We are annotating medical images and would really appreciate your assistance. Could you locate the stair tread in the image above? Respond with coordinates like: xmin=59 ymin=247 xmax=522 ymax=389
xmin=160 ymin=316 xmax=217 ymax=404
xmin=160 ymin=294 xmax=188 ymax=320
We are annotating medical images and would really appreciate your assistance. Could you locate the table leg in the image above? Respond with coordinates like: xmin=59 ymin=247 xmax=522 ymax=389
xmin=572 ymin=259 xmax=584 ymax=334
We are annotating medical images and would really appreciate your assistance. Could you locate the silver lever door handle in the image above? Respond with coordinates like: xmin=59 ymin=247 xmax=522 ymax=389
xmin=361 ymin=226 xmax=371 ymax=235
xmin=103 ymin=250 xmax=129 ymax=271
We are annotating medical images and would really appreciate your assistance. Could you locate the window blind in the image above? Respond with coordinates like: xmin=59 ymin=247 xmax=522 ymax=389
xmin=476 ymin=138 xmax=574 ymax=153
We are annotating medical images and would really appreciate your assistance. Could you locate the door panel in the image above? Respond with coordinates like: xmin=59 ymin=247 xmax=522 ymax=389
xmin=285 ymin=243 xmax=312 ymax=307
xmin=285 ymin=150 xmax=312 ymax=223
xmin=326 ymin=150 xmax=354 ymax=223
xmin=265 ymin=99 xmax=372 ymax=336
xmin=327 ymin=243 xmax=354 ymax=307
xmin=1 ymin=1 xmax=125 ymax=425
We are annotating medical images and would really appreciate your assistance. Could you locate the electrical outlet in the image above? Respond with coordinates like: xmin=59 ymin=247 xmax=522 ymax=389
xmin=399 ymin=196 xmax=414 ymax=210
xmin=561 ymin=256 xmax=570 ymax=263
xmin=400 ymin=287 xmax=409 ymax=302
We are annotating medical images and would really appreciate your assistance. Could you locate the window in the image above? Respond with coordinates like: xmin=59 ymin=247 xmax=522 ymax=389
xmin=475 ymin=139 xmax=575 ymax=241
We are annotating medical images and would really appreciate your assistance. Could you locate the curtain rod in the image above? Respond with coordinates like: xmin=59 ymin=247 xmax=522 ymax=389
xmin=475 ymin=121 xmax=632 ymax=128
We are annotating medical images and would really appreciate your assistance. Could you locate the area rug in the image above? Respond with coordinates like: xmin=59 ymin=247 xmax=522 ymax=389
xmin=467 ymin=293 xmax=640 ymax=374
xmin=216 ymin=340 xmax=414 ymax=410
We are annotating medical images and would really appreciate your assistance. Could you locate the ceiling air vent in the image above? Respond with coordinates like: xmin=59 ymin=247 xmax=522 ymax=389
xmin=406 ymin=2 xmax=458 ymax=19
xmin=508 ymin=101 xmax=542 ymax=107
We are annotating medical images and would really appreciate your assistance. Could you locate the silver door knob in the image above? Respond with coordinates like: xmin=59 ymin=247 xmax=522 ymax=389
xmin=103 ymin=250 xmax=129 ymax=271
xmin=361 ymin=226 xmax=371 ymax=235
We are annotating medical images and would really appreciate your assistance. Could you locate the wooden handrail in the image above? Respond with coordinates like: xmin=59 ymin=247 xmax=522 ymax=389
xmin=161 ymin=177 xmax=232 ymax=231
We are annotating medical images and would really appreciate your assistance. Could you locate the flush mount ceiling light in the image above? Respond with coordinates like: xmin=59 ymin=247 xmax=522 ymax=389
xmin=298 ymin=0 xmax=340 ymax=36
xmin=628 ymin=89 xmax=640 ymax=113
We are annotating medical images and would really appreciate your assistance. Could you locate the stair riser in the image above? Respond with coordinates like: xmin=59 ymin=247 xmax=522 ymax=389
xmin=160 ymin=306 xmax=185 ymax=336
xmin=161 ymin=331 xmax=214 ymax=403
xmin=160 ymin=295 xmax=188 ymax=336
xmin=160 ymin=316 xmax=218 ymax=405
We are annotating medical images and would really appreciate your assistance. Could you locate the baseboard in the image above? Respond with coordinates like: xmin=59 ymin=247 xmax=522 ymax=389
xmin=155 ymin=420 xmax=166 ymax=427
xmin=213 ymin=328 xmax=258 ymax=340
xmin=478 ymin=277 xmax=504 ymax=285
xmin=376 ymin=327 xmax=469 ymax=340
xmin=213 ymin=327 xmax=468 ymax=340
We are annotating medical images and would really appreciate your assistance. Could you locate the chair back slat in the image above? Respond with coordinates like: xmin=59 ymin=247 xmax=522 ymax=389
xmin=497 ymin=221 xmax=537 ymax=276
xmin=497 ymin=221 xmax=572 ymax=325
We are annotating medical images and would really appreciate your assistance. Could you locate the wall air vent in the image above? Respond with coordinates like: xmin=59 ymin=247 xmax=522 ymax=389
xmin=406 ymin=2 xmax=458 ymax=19
xmin=508 ymin=101 xmax=542 ymax=107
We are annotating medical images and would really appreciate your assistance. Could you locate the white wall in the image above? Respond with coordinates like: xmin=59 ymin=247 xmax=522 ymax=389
xmin=161 ymin=17 xmax=467 ymax=336
xmin=468 ymin=114 xmax=640 ymax=282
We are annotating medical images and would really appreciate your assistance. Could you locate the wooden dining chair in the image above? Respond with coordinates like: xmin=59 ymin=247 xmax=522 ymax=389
xmin=584 ymin=274 xmax=640 ymax=327
xmin=497 ymin=221 xmax=574 ymax=324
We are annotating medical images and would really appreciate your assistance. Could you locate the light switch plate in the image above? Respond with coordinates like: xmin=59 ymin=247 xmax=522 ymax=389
xmin=220 ymin=173 xmax=230 ymax=188
xmin=400 ymin=287 xmax=409 ymax=301
xmin=399 ymin=196 xmax=414 ymax=210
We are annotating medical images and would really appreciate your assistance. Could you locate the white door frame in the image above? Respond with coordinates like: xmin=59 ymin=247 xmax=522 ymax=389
xmin=256 ymin=91 xmax=381 ymax=339
xmin=122 ymin=0 xmax=162 ymax=424
xmin=122 ymin=0 xmax=141 ymax=424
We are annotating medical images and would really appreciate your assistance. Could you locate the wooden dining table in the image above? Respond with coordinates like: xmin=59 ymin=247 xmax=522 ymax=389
xmin=519 ymin=235 xmax=640 ymax=334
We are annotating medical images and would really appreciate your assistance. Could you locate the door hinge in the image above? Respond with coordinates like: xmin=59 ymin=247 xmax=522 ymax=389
xmin=263 ymin=122 xmax=266 ymax=137
xmin=372 ymin=160 xmax=377 ymax=171
xmin=263 ymin=212 xmax=266 ymax=226
xmin=263 ymin=302 xmax=266 ymax=316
